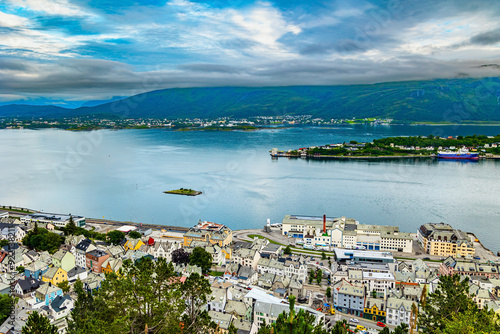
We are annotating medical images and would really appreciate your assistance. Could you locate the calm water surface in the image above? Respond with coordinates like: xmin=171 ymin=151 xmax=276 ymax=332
xmin=1 ymin=125 xmax=499 ymax=251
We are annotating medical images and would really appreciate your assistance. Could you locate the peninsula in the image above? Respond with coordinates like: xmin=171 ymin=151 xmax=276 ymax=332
xmin=164 ymin=188 xmax=202 ymax=196
xmin=271 ymin=134 xmax=500 ymax=159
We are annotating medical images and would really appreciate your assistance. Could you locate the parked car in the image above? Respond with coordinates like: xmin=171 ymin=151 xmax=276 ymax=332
xmin=377 ymin=321 xmax=386 ymax=327
xmin=474 ymin=256 xmax=481 ymax=260
xmin=423 ymin=257 xmax=430 ymax=260
xmin=356 ymin=325 xmax=365 ymax=331
xmin=349 ymin=318 xmax=359 ymax=323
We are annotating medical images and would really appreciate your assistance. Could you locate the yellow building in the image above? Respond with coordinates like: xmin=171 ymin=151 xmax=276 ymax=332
xmin=183 ymin=221 xmax=232 ymax=247
xmin=363 ymin=298 xmax=386 ymax=322
xmin=41 ymin=267 xmax=67 ymax=285
xmin=124 ymin=238 xmax=145 ymax=251
xmin=102 ymin=258 xmax=123 ymax=275
xmin=417 ymin=223 xmax=474 ymax=257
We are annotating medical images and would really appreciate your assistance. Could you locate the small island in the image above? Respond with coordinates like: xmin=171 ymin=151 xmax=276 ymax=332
xmin=164 ymin=188 xmax=202 ymax=196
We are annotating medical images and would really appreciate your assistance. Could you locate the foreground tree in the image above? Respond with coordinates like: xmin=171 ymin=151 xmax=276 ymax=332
xmin=172 ymin=248 xmax=190 ymax=265
xmin=67 ymin=258 xmax=215 ymax=334
xmin=418 ymin=273 xmax=499 ymax=333
xmin=0 ymin=294 xmax=14 ymax=324
xmin=181 ymin=273 xmax=215 ymax=333
xmin=256 ymin=296 xmax=328 ymax=334
xmin=189 ymin=247 xmax=212 ymax=274
xmin=22 ymin=311 xmax=58 ymax=334
xmin=57 ymin=280 xmax=70 ymax=294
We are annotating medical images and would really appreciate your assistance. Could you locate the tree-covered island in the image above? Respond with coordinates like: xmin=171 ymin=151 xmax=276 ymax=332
xmin=272 ymin=134 xmax=500 ymax=158
xmin=164 ymin=188 xmax=202 ymax=196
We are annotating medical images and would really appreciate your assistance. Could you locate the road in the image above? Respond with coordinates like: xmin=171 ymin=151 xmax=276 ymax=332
xmin=325 ymin=312 xmax=392 ymax=333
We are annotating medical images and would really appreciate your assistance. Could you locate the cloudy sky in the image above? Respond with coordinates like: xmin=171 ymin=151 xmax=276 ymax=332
xmin=1 ymin=0 xmax=500 ymax=106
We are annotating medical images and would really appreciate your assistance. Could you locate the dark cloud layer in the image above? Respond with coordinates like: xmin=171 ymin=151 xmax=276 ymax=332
xmin=1 ymin=0 xmax=500 ymax=102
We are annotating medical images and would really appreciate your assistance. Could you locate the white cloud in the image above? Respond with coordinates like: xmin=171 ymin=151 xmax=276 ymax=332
xmin=7 ymin=0 xmax=93 ymax=17
xmin=0 ymin=10 xmax=30 ymax=28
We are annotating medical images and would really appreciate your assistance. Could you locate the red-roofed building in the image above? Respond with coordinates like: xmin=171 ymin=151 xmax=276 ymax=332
xmin=147 ymin=237 xmax=155 ymax=246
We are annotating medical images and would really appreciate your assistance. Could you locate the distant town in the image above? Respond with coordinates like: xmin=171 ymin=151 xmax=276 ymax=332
xmin=0 ymin=205 xmax=499 ymax=333
xmin=0 ymin=116 xmax=392 ymax=131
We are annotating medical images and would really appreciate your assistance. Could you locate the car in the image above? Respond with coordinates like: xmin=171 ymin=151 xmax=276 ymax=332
xmin=474 ymin=256 xmax=481 ymax=260
xmin=423 ymin=257 xmax=430 ymax=260
xmin=356 ymin=325 xmax=365 ymax=331
xmin=377 ymin=321 xmax=386 ymax=327
xmin=349 ymin=318 xmax=359 ymax=323
xmin=246 ymin=287 xmax=252 ymax=290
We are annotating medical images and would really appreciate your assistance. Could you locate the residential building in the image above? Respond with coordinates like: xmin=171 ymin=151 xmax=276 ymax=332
xmin=67 ymin=266 xmax=87 ymax=282
xmin=101 ymin=257 xmax=123 ymax=274
xmin=440 ymin=258 xmax=500 ymax=279
xmin=333 ymin=280 xmax=365 ymax=316
xmin=14 ymin=278 xmax=42 ymax=298
xmin=208 ymin=310 xmax=233 ymax=333
xmin=52 ymin=249 xmax=75 ymax=272
xmin=24 ymin=260 xmax=49 ymax=280
xmin=35 ymin=283 xmax=63 ymax=306
xmin=41 ymin=267 xmax=67 ymax=285
xmin=0 ymin=224 xmax=26 ymax=242
xmin=386 ymin=297 xmax=415 ymax=327
xmin=86 ymin=249 xmax=110 ymax=273
xmin=75 ymin=239 xmax=96 ymax=268
xmin=363 ymin=297 xmax=386 ymax=323
xmin=232 ymin=248 xmax=260 ymax=270
xmin=417 ymin=223 xmax=474 ymax=257
xmin=123 ymin=238 xmax=145 ymax=251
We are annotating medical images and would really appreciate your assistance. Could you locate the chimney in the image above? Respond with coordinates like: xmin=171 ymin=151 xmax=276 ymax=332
xmin=323 ymin=215 xmax=326 ymax=234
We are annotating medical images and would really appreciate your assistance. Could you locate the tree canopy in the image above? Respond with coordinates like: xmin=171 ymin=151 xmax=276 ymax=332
xmin=189 ymin=247 xmax=212 ymax=274
xmin=418 ymin=274 xmax=500 ymax=333
xmin=67 ymin=257 xmax=215 ymax=334
xmin=172 ymin=248 xmax=190 ymax=265
xmin=256 ymin=295 xmax=328 ymax=334
xmin=22 ymin=311 xmax=58 ymax=334
xmin=106 ymin=230 xmax=125 ymax=245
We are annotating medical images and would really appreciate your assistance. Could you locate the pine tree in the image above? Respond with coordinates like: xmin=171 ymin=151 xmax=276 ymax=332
xmin=22 ymin=311 xmax=58 ymax=334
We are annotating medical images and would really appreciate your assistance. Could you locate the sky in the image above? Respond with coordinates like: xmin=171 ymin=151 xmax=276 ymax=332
xmin=1 ymin=0 xmax=500 ymax=107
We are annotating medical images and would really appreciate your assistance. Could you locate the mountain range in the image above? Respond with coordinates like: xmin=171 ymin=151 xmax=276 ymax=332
xmin=1 ymin=77 xmax=500 ymax=122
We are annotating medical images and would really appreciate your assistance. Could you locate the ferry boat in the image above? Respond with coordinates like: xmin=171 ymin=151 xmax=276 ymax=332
xmin=437 ymin=148 xmax=479 ymax=160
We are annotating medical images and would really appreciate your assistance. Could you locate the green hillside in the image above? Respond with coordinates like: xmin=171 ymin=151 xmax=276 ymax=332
xmin=1 ymin=77 xmax=499 ymax=122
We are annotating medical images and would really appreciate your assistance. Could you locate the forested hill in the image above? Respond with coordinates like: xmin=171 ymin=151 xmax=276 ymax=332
xmin=1 ymin=77 xmax=500 ymax=122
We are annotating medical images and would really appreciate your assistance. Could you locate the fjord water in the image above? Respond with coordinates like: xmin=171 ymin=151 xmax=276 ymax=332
xmin=1 ymin=125 xmax=500 ymax=252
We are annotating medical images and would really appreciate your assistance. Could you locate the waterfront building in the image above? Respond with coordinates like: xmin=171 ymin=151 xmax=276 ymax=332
xmin=21 ymin=213 xmax=85 ymax=228
xmin=417 ymin=223 xmax=474 ymax=257
xmin=282 ymin=215 xmax=413 ymax=252
xmin=183 ymin=221 xmax=233 ymax=247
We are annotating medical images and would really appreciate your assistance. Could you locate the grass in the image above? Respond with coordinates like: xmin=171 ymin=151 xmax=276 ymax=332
xmin=245 ymin=235 xmax=336 ymax=257
xmin=209 ymin=271 xmax=224 ymax=277
xmin=247 ymin=235 xmax=284 ymax=245
xmin=0 ymin=207 xmax=35 ymax=214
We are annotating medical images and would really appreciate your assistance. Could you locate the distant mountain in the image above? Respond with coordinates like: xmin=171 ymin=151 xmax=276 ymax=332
xmin=80 ymin=96 xmax=127 ymax=107
xmin=1 ymin=77 xmax=500 ymax=122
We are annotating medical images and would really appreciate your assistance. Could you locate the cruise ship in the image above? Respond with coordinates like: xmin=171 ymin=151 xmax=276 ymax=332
xmin=437 ymin=148 xmax=479 ymax=160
